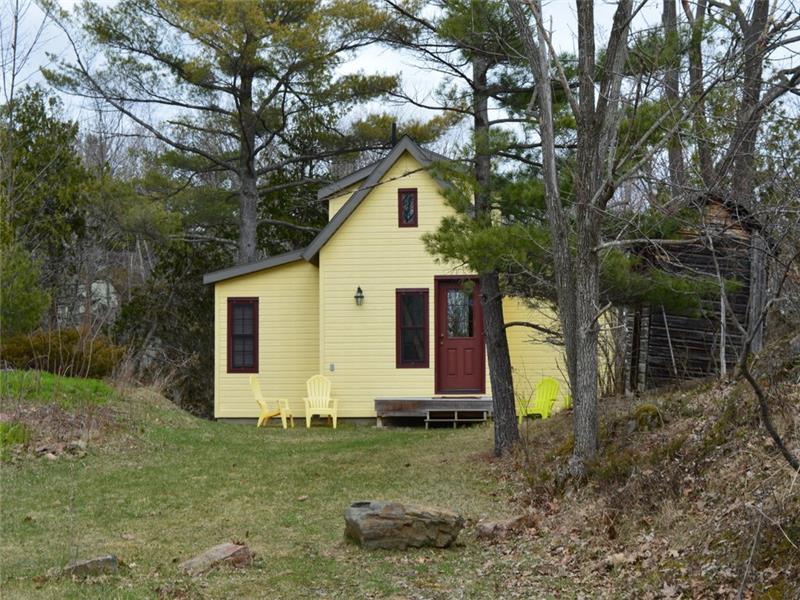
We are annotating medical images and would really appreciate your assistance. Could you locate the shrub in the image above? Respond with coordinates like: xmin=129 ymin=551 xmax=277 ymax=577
xmin=0 ymin=244 xmax=50 ymax=337
xmin=0 ymin=328 xmax=124 ymax=378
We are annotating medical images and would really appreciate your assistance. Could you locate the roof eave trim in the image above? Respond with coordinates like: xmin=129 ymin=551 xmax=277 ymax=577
xmin=202 ymin=249 xmax=307 ymax=285
xmin=316 ymin=160 xmax=379 ymax=201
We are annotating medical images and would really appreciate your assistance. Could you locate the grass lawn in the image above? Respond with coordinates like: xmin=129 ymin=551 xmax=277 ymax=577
xmin=0 ymin=384 xmax=569 ymax=599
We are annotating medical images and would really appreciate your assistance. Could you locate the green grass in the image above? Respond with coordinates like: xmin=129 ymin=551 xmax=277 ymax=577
xmin=0 ymin=384 xmax=571 ymax=599
xmin=0 ymin=421 xmax=31 ymax=460
xmin=0 ymin=370 xmax=116 ymax=408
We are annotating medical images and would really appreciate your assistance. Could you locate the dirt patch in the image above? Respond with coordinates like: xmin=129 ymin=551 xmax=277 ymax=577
xmin=1 ymin=402 xmax=119 ymax=460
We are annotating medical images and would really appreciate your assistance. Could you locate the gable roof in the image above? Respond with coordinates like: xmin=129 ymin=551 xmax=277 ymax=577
xmin=302 ymin=136 xmax=448 ymax=261
xmin=203 ymin=136 xmax=450 ymax=285
xmin=316 ymin=140 xmax=450 ymax=202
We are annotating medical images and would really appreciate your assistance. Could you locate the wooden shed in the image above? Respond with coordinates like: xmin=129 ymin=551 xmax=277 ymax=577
xmin=624 ymin=195 xmax=766 ymax=392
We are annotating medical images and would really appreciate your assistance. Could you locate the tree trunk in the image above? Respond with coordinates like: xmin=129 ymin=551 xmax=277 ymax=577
xmin=662 ymin=0 xmax=686 ymax=203
xmin=747 ymin=233 xmax=767 ymax=353
xmin=730 ymin=0 xmax=769 ymax=208
xmin=472 ymin=53 xmax=519 ymax=456
xmin=571 ymin=205 xmax=601 ymax=470
xmin=237 ymin=72 xmax=258 ymax=264
xmin=686 ymin=0 xmax=715 ymax=188
xmin=570 ymin=0 xmax=601 ymax=473
xmin=508 ymin=0 xmax=578 ymax=390
xmin=481 ymin=272 xmax=519 ymax=455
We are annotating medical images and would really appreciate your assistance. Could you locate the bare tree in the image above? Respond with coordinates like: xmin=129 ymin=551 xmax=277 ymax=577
xmin=508 ymin=0 xmax=800 ymax=476
xmin=509 ymin=0 xmax=634 ymax=475
xmin=1 ymin=0 xmax=51 ymax=204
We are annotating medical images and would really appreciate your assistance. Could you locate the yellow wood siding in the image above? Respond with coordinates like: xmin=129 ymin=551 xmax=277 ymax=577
xmin=327 ymin=185 xmax=358 ymax=220
xmin=503 ymin=299 xmax=568 ymax=403
xmin=318 ymin=151 xmax=567 ymax=416
xmin=214 ymin=261 xmax=319 ymax=418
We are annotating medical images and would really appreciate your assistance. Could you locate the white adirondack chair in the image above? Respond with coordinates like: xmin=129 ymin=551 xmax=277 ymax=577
xmin=303 ymin=374 xmax=338 ymax=429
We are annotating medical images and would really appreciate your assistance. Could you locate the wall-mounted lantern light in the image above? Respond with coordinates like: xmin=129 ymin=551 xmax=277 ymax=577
xmin=354 ymin=286 xmax=365 ymax=306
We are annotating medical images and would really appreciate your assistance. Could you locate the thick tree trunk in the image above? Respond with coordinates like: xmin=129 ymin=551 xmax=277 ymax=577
xmin=571 ymin=207 xmax=601 ymax=470
xmin=511 ymin=0 xmax=631 ymax=473
xmin=238 ymin=173 xmax=258 ymax=264
xmin=237 ymin=73 xmax=259 ymax=265
xmin=570 ymin=0 xmax=601 ymax=472
xmin=481 ymin=272 xmax=519 ymax=455
xmin=472 ymin=53 xmax=519 ymax=456
xmin=662 ymin=0 xmax=686 ymax=202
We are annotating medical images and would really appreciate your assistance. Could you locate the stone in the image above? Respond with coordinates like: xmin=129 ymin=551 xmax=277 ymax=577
xmin=475 ymin=514 xmax=532 ymax=540
xmin=790 ymin=334 xmax=800 ymax=358
xmin=344 ymin=501 xmax=464 ymax=550
xmin=178 ymin=543 xmax=253 ymax=576
xmin=63 ymin=555 xmax=119 ymax=578
xmin=67 ymin=439 xmax=88 ymax=452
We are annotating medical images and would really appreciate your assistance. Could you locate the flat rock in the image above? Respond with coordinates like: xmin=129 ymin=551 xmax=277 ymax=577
xmin=344 ymin=501 xmax=464 ymax=550
xmin=63 ymin=555 xmax=118 ymax=578
xmin=178 ymin=543 xmax=253 ymax=576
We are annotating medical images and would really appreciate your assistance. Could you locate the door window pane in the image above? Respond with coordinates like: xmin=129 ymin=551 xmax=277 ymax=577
xmin=447 ymin=288 xmax=473 ymax=338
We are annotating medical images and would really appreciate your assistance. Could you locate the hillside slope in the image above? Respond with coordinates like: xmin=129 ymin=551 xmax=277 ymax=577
xmin=510 ymin=377 xmax=799 ymax=598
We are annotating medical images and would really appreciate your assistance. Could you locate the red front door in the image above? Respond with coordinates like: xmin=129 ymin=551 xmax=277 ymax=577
xmin=435 ymin=278 xmax=485 ymax=394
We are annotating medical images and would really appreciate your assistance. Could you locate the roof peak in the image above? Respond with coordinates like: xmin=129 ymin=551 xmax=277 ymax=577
xmin=317 ymin=136 xmax=449 ymax=201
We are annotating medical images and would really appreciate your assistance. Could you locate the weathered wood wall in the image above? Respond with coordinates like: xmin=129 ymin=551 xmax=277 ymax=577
xmin=626 ymin=237 xmax=752 ymax=391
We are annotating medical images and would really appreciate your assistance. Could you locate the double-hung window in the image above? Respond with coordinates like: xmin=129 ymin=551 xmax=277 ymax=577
xmin=396 ymin=289 xmax=429 ymax=368
xmin=227 ymin=297 xmax=258 ymax=373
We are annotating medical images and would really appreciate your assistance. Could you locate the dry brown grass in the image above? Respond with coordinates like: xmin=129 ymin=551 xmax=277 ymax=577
xmin=509 ymin=379 xmax=800 ymax=598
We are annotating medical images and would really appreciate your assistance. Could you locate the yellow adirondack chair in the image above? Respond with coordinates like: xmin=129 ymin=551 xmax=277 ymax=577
xmin=303 ymin=374 xmax=338 ymax=429
xmin=517 ymin=377 xmax=560 ymax=423
xmin=250 ymin=376 xmax=294 ymax=429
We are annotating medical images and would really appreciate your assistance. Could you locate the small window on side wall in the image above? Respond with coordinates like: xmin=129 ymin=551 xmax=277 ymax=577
xmin=396 ymin=289 xmax=428 ymax=368
xmin=398 ymin=188 xmax=418 ymax=227
xmin=227 ymin=297 xmax=258 ymax=373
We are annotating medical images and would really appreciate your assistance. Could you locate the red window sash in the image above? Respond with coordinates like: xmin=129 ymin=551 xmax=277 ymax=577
xmin=398 ymin=188 xmax=418 ymax=227
xmin=227 ymin=297 xmax=259 ymax=373
xmin=395 ymin=288 xmax=429 ymax=368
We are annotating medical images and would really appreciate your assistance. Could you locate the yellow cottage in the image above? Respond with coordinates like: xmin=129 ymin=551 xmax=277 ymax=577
xmin=204 ymin=137 xmax=566 ymax=425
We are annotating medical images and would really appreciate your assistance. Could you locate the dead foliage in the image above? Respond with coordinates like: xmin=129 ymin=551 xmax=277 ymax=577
xmin=0 ymin=402 xmax=119 ymax=461
xmin=507 ymin=378 xmax=800 ymax=598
